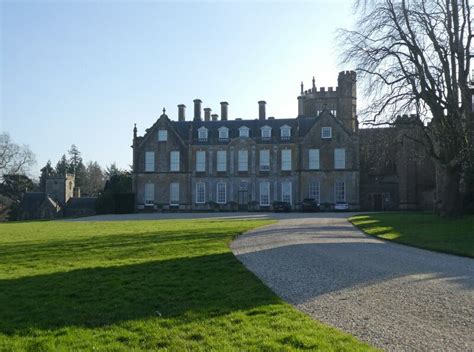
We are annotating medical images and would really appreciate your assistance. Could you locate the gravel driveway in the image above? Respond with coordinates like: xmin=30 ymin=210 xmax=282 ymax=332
xmin=231 ymin=213 xmax=474 ymax=351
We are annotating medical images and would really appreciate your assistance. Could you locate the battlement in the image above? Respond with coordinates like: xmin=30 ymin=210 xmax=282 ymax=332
xmin=339 ymin=70 xmax=357 ymax=77
xmin=302 ymin=86 xmax=339 ymax=97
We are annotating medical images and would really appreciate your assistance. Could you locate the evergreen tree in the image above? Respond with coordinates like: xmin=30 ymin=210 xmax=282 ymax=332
xmin=67 ymin=144 xmax=87 ymax=188
xmin=39 ymin=160 xmax=55 ymax=191
xmin=55 ymin=154 xmax=69 ymax=176
xmin=67 ymin=144 xmax=83 ymax=173
xmin=105 ymin=163 xmax=122 ymax=178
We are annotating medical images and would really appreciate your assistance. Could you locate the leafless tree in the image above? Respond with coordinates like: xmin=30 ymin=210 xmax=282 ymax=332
xmin=0 ymin=133 xmax=36 ymax=178
xmin=340 ymin=0 xmax=473 ymax=215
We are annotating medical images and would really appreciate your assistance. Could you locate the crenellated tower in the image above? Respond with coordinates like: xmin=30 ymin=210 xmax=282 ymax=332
xmin=297 ymin=70 xmax=358 ymax=132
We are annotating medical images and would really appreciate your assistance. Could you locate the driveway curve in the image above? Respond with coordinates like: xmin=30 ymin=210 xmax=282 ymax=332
xmin=231 ymin=213 xmax=474 ymax=351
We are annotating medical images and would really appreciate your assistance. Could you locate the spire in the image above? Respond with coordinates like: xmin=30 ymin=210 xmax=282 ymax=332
xmin=162 ymin=107 xmax=166 ymax=115
xmin=133 ymin=123 xmax=137 ymax=139
xmin=312 ymin=76 xmax=316 ymax=88
xmin=300 ymin=81 xmax=304 ymax=95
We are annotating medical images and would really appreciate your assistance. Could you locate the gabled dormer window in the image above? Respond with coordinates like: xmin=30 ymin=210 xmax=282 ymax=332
xmin=198 ymin=127 xmax=208 ymax=142
xmin=218 ymin=127 xmax=229 ymax=141
xmin=280 ymin=125 xmax=291 ymax=140
xmin=158 ymin=130 xmax=168 ymax=141
xmin=321 ymin=127 xmax=332 ymax=139
xmin=239 ymin=126 xmax=250 ymax=138
xmin=261 ymin=126 xmax=272 ymax=140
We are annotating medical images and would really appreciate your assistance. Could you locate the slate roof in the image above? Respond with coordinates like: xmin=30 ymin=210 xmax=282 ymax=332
xmin=67 ymin=197 xmax=97 ymax=209
xmin=21 ymin=192 xmax=46 ymax=212
xmin=170 ymin=116 xmax=319 ymax=143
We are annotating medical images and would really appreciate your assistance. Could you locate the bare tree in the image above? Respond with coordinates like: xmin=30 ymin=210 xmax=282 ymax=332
xmin=0 ymin=133 xmax=36 ymax=178
xmin=340 ymin=0 xmax=473 ymax=215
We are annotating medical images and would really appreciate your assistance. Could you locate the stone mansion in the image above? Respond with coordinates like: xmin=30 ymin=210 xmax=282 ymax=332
xmin=132 ymin=71 xmax=361 ymax=211
xmin=132 ymin=71 xmax=435 ymax=211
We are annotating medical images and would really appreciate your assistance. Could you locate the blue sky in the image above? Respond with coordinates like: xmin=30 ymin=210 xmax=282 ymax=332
xmin=1 ymin=0 xmax=355 ymax=176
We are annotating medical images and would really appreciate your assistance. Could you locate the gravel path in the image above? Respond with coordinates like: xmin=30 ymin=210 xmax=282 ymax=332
xmin=231 ymin=213 xmax=474 ymax=351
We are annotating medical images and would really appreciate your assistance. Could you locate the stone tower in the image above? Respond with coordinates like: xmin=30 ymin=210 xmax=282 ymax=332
xmin=45 ymin=174 xmax=75 ymax=205
xmin=297 ymin=70 xmax=358 ymax=132
xmin=337 ymin=70 xmax=357 ymax=132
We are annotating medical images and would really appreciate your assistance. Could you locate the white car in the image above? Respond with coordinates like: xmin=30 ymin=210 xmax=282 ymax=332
xmin=335 ymin=202 xmax=349 ymax=211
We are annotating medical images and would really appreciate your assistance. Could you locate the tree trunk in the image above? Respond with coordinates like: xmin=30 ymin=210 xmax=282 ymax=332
xmin=436 ymin=164 xmax=462 ymax=217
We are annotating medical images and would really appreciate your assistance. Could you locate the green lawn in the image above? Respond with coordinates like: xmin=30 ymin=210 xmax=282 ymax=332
xmin=0 ymin=219 xmax=375 ymax=351
xmin=350 ymin=213 xmax=474 ymax=258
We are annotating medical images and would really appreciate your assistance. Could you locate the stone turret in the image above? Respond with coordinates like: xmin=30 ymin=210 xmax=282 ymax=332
xmin=337 ymin=70 xmax=357 ymax=132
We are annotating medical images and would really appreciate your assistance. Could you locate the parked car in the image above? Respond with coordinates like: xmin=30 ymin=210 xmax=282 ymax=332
xmin=273 ymin=201 xmax=291 ymax=212
xmin=334 ymin=202 xmax=349 ymax=211
xmin=301 ymin=198 xmax=320 ymax=212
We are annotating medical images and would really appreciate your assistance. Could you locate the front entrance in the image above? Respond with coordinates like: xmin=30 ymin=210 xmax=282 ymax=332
xmin=373 ymin=193 xmax=383 ymax=210
xmin=238 ymin=190 xmax=248 ymax=210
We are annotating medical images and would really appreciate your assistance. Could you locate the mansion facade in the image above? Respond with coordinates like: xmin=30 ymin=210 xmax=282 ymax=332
xmin=132 ymin=71 xmax=361 ymax=211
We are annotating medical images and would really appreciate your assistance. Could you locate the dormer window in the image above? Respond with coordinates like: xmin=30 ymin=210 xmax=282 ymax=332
xmin=218 ymin=127 xmax=229 ymax=141
xmin=239 ymin=126 xmax=250 ymax=138
xmin=261 ymin=126 xmax=272 ymax=140
xmin=321 ymin=127 xmax=332 ymax=139
xmin=280 ymin=125 xmax=291 ymax=140
xmin=158 ymin=130 xmax=168 ymax=141
xmin=198 ymin=127 xmax=208 ymax=142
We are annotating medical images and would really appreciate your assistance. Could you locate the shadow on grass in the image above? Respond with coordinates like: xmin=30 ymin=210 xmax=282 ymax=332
xmin=0 ymin=229 xmax=233 ymax=269
xmin=0 ymin=252 xmax=280 ymax=335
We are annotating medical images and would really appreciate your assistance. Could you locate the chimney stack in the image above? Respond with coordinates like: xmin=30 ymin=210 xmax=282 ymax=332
xmin=258 ymin=100 xmax=266 ymax=120
xmin=193 ymin=99 xmax=202 ymax=121
xmin=204 ymin=108 xmax=211 ymax=121
xmin=220 ymin=102 xmax=229 ymax=121
xmin=178 ymin=104 xmax=186 ymax=121
xmin=211 ymin=114 xmax=218 ymax=121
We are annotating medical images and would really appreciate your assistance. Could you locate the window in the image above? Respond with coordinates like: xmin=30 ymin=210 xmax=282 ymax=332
xmin=280 ymin=125 xmax=291 ymax=140
xmin=144 ymin=183 xmax=154 ymax=205
xmin=198 ymin=127 xmax=208 ymax=141
xmin=170 ymin=183 xmax=179 ymax=205
xmin=321 ymin=127 xmax=332 ymax=139
xmin=217 ymin=182 xmax=227 ymax=204
xmin=238 ymin=150 xmax=248 ymax=172
xmin=158 ymin=130 xmax=168 ymax=141
xmin=309 ymin=181 xmax=320 ymax=202
xmin=196 ymin=151 xmax=206 ymax=172
xmin=145 ymin=151 xmax=155 ymax=172
xmin=309 ymin=149 xmax=320 ymax=170
xmin=217 ymin=150 xmax=227 ymax=172
xmin=170 ymin=151 xmax=180 ymax=172
xmin=261 ymin=126 xmax=272 ymax=140
xmin=281 ymin=149 xmax=292 ymax=171
xmin=196 ymin=182 xmax=206 ymax=204
xmin=260 ymin=182 xmax=270 ymax=206
xmin=260 ymin=149 xmax=270 ymax=171
xmin=281 ymin=182 xmax=292 ymax=204
xmin=218 ymin=127 xmax=229 ymax=140
xmin=334 ymin=148 xmax=346 ymax=169
xmin=335 ymin=181 xmax=345 ymax=202
xmin=330 ymin=109 xmax=337 ymax=117
xmin=239 ymin=126 xmax=249 ymax=137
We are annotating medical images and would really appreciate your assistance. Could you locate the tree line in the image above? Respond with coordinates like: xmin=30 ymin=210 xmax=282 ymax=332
xmin=0 ymin=132 xmax=131 ymax=219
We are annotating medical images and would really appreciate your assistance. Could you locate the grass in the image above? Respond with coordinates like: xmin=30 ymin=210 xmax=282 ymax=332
xmin=0 ymin=219 xmax=376 ymax=351
xmin=349 ymin=213 xmax=474 ymax=258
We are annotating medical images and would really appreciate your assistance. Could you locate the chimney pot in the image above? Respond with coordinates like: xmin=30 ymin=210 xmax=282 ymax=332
xmin=204 ymin=108 xmax=211 ymax=121
xmin=258 ymin=100 xmax=266 ymax=120
xmin=178 ymin=104 xmax=186 ymax=121
xmin=211 ymin=114 xmax=219 ymax=121
xmin=193 ymin=99 xmax=202 ymax=121
xmin=220 ymin=102 xmax=229 ymax=120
